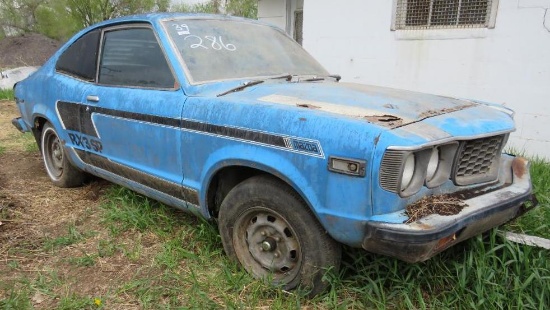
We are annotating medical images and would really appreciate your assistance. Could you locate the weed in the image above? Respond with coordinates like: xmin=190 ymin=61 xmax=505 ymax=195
xmin=10 ymin=132 xmax=39 ymax=153
xmin=22 ymin=132 xmax=39 ymax=153
xmin=68 ymin=252 xmax=97 ymax=267
xmin=31 ymin=271 xmax=61 ymax=298
xmin=121 ymin=234 xmax=143 ymax=262
xmin=97 ymin=239 xmax=118 ymax=257
xmin=155 ymin=231 xmax=198 ymax=270
xmin=0 ymin=286 xmax=32 ymax=309
xmin=100 ymin=186 xmax=182 ymax=236
xmin=0 ymin=89 xmax=14 ymax=101
xmin=42 ymin=224 xmax=88 ymax=251
xmin=57 ymin=293 xmax=97 ymax=310
xmin=7 ymin=260 xmax=19 ymax=269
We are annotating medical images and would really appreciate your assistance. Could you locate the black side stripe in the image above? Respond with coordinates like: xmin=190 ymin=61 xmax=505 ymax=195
xmin=75 ymin=150 xmax=200 ymax=205
xmin=57 ymin=101 xmax=287 ymax=147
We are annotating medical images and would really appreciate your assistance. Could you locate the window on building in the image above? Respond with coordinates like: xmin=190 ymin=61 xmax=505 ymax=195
xmin=392 ymin=0 xmax=498 ymax=30
xmin=294 ymin=9 xmax=303 ymax=45
xmin=98 ymin=27 xmax=175 ymax=89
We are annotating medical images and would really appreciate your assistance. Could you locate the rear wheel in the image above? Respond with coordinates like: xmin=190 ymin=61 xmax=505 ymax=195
xmin=218 ymin=175 xmax=341 ymax=296
xmin=41 ymin=122 xmax=85 ymax=187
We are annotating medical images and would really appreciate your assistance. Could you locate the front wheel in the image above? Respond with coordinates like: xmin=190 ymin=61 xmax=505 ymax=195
xmin=41 ymin=122 xmax=85 ymax=187
xmin=218 ymin=175 xmax=341 ymax=296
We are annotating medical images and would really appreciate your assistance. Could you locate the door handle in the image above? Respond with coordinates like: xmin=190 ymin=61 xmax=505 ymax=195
xmin=86 ymin=95 xmax=100 ymax=102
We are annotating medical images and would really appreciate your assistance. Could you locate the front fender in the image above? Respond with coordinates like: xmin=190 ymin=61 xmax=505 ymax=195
xmin=198 ymin=144 xmax=324 ymax=221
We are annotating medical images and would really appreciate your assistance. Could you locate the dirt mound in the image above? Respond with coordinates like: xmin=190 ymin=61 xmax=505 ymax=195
xmin=0 ymin=33 xmax=62 ymax=69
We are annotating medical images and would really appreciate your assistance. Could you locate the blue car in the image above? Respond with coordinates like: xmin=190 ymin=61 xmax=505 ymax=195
xmin=12 ymin=13 xmax=536 ymax=295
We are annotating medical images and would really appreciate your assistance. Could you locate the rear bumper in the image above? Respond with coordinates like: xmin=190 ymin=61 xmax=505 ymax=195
xmin=11 ymin=117 xmax=30 ymax=133
xmin=362 ymin=156 xmax=537 ymax=263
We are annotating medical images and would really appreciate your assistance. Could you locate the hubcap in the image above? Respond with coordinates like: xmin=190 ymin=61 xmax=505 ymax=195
xmin=44 ymin=129 xmax=63 ymax=179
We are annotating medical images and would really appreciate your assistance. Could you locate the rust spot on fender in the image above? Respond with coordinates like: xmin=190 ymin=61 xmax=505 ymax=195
xmin=512 ymin=157 xmax=528 ymax=178
xmin=364 ymin=114 xmax=403 ymax=127
xmin=418 ymin=103 xmax=476 ymax=119
xmin=296 ymin=103 xmax=320 ymax=109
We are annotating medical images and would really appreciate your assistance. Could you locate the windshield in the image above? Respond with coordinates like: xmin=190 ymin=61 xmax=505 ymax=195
xmin=162 ymin=18 xmax=329 ymax=83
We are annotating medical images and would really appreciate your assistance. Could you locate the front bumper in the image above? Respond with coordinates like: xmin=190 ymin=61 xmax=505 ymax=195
xmin=362 ymin=156 xmax=537 ymax=263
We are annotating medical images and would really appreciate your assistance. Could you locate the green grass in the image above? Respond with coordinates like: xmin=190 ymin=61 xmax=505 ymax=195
xmin=21 ymin=132 xmax=39 ymax=153
xmin=42 ymin=224 xmax=93 ymax=251
xmin=100 ymin=186 xmax=183 ymax=236
xmin=93 ymin=183 xmax=550 ymax=309
xmin=0 ymin=88 xmax=14 ymax=101
xmin=506 ymin=155 xmax=550 ymax=239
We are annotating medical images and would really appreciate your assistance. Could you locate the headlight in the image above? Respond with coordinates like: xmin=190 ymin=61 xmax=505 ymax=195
xmin=381 ymin=143 xmax=459 ymax=197
xmin=426 ymin=148 xmax=439 ymax=181
xmin=399 ymin=150 xmax=429 ymax=197
xmin=401 ymin=154 xmax=415 ymax=191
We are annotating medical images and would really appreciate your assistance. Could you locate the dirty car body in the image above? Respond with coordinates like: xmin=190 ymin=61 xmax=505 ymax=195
xmin=12 ymin=13 xmax=536 ymax=294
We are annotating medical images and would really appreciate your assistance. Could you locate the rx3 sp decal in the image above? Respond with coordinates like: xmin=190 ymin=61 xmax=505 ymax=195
xmin=68 ymin=132 xmax=103 ymax=153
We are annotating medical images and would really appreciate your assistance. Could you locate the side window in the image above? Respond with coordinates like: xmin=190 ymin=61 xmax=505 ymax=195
xmin=99 ymin=27 xmax=175 ymax=89
xmin=56 ymin=30 xmax=100 ymax=81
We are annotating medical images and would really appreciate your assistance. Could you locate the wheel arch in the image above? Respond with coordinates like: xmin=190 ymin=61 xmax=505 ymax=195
xmin=30 ymin=114 xmax=50 ymax=151
xmin=204 ymin=160 xmax=319 ymax=222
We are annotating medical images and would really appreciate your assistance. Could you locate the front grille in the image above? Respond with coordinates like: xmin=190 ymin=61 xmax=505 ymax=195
xmin=453 ymin=135 xmax=505 ymax=185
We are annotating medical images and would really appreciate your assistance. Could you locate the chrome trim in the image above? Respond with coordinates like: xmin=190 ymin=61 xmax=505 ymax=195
xmin=328 ymin=156 xmax=366 ymax=177
xmin=95 ymin=23 xmax=180 ymax=91
xmin=386 ymin=129 xmax=514 ymax=151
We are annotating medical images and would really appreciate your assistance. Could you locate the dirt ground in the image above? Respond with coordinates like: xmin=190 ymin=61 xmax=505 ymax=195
xmin=0 ymin=33 xmax=61 ymax=69
xmin=0 ymin=102 xmax=144 ymax=308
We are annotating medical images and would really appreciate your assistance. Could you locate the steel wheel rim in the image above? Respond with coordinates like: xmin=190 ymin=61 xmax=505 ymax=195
xmin=43 ymin=129 xmax=63 ymax=180
xmin=233 ymin=207 xmax=302 ymax=283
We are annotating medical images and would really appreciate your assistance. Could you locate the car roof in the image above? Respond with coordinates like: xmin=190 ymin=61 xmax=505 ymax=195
xmin=92 ymin=12 xmax=260 ymax=28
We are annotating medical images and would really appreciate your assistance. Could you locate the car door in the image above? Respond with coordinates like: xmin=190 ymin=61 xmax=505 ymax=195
xmin=82 ymin=24 xmax=189 ymax=202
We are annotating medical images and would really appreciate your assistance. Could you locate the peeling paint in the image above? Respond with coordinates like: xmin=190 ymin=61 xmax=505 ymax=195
xmin=417 ymin=103 xmax=476 ymax=120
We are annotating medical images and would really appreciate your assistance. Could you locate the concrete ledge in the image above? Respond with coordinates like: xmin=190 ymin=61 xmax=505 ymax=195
xmin=0 ymin=66 xmax=38 ymax=90
xmin=503 ymin=231 xmax=550 ymax=250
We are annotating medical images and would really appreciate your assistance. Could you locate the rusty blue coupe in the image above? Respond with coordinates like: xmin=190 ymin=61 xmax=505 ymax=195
xmin=11 ymin=13 xmax=536 ymax=295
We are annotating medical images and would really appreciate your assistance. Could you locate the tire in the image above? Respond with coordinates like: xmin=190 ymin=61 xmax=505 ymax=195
xmin=41 ymin=122 xmax=85 ymax=187
xmin=218 ymin=175 xmax=341 ymax=296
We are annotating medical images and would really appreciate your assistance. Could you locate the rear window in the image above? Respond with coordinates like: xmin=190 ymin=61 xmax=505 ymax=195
xmin=56 ymin=30 xmax=100 ymax=81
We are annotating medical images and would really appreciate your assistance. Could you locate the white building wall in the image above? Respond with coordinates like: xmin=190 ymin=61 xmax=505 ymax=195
xmin=258 ymin=0 xmax=304 ymax=37
xmin=258 ymin=0 xmax=288 ymax=31
xmin=297 ymin=0 xmax=550 ymax=159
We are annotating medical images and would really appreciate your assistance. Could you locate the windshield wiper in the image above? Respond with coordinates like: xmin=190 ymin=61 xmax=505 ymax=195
xmin=268 ymin=74 xmax=293 ymax=81
xmin=297 ymin=74 xmax=341 ymax=82
xmin=217 ymin=80 xmax=264 ymax=97
xmin=301 ymin=77 xmax=325 ymax=82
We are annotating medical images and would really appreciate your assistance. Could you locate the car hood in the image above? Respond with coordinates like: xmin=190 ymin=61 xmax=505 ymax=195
xmin=228 ymin=81 xmax=482 ymax=128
